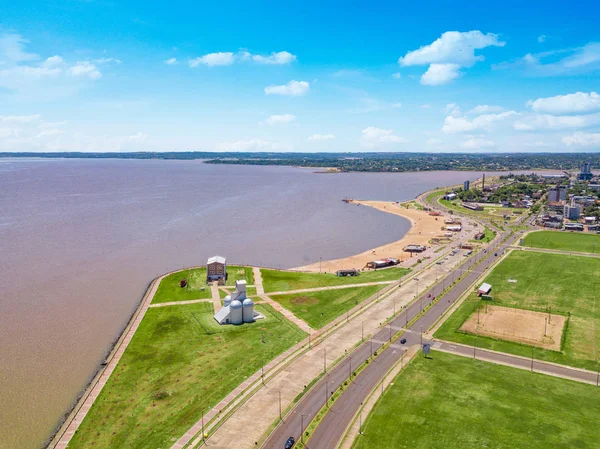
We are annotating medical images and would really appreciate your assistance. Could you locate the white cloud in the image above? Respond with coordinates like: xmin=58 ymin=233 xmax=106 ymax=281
xmin=399 ymin=31 xmax=505 ymax=67
xmin=189 ymin=52 xmax=235 ymax=67
xmin=420 ymin=63 xmax=461 ymax=85
xmin=264 ymin=114 xmax=296 ymax=125
xmin=442 ymin=111 xmax=517 ymax=133
xmin=445 ymin=103 xmax=461 ymax=116
xmin=93 ymin=57 xmax=121 ymax=65
xmin=538 ymin=35 xmax=547 ymax=43
xmin=391 ymin=72 xmax=401 ymax=79
xmin=468 ymin=105 xmax=506 ymax=115
xmin=189 ymin=50 xmax=296 ymax=67
xmin=498 ymin=42 xmax=600 ymax=76
xmin=0 ymin=33 xmax=38 ymax=62
xmin=164 ymin=57 xmax=177 ymax=65
xmin=461 ymin=137 xmax=496 ymax=149
xmin=127 ymin=132 xmax=148 ymax=142
xmin=264 ymin=80 xmax=310 ymax=96
xmin=514 ymin=112 xmax=600 ymax=131
xmin=399 ymin=31 xmax=505 ymax=85
xmin=42 ymin=56 xmax=66 ymax=68
xmin=0 ymin=114 xmax=42 ymax=123
xmin=215 ymin=139 xmax=282 ymax=151
xmin=69 ymin=61 xmax=102 ymax=80
xmin=562 ymin=131 xmax=600 ymax=147
xmin=308 ymin=134 xmax=335 ymax=141
xmin=526 ymin=92 xmax=600 ymax=114
xmin=360 ymin=127 xmax=407 ymax=149
xmin=249 ymin=51 xmax=296 ymax=65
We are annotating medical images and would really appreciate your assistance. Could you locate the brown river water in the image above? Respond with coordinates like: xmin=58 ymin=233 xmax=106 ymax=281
xmin=0 ymin=158 xmax=491 ymax=449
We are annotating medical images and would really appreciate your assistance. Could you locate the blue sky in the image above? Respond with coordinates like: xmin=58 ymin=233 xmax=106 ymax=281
xmin=1 ymin=0 xmax=599 ymax=152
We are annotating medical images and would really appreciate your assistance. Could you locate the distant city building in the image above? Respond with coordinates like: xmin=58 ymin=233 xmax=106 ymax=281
xmin=548 ymin=185 xmax=567 ymax=202
xmin=464 ymin=180 xmax=470 ymax=191
xmin=578 ymin=162 xmax=593 ymax=181
xmin=207 ymin=255 xmax=227 ymax=284
xmin=564 ymin=204 xmax=581 ymax=220
xmin=444 ymin=192 xmax=457 ymax=201
xmin=565 ymin=223 xmax=584 ymax=231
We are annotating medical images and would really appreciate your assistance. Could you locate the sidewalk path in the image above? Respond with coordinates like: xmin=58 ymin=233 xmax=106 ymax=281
xmin=149 ymin=298 xmax=212 ymax=308
xmin=210 ymin=282 xmax=221 ymax=313
xmin=260 ymin=294 xmax=314 ymax=333
xmin=267 ymin=280 xmax=394 ymax=296
xmin=434 ymin=340 xmax=600 ymax=386
xmin=253 ymin=267 xmax=265 ymax=295
xmin=511 ymin=245 xmax=600 ymax=258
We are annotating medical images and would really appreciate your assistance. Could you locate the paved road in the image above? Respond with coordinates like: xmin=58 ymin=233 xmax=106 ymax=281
xmin=435 ymin=341 xmax=600 ymax=386
xmin=262 ymin=230 xmax=518 ymax=449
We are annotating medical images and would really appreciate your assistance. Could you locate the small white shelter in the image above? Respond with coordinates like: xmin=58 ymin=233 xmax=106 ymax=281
xmin=477 ymin=283 xmax=492 ymax=296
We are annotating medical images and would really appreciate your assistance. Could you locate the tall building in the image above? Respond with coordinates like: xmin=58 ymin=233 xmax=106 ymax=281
xmin=463 ymin=180 xmax=470 ymax=191
xmin=578 ymin=162 xmax=593 ymax=181
xmin=548 ymin=184 xmax=567 ymax=202
xmin=564 ymin=204 xmax=581 ymax=220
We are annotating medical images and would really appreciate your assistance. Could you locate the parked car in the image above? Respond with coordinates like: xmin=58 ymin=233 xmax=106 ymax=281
xmin=285 ymin=436 xmax=295 ymax=449
xmin=400 ymin=338 xmax=407 ymax=344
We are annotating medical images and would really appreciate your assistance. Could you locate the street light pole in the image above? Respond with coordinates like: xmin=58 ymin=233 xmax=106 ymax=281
xmin=301 ymin=414 xmax=306 ymax=444
xmin=324 ymin=348 xmax=327 ymax=373
xmin=279 ymin=390 xmax=282 ymax=421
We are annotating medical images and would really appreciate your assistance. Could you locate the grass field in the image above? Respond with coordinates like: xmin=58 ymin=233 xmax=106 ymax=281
xmin=152 ymin=265 xmax=254 ymax=304
xmin=271 ymin=285 xmax=385 ymax=329
xmin=435 ymin=251 xmax=600 ymax=370
xmin=353 ymin=351 xmax=600 ymax=449
xmin=522 ymin=230 xmax=600 ymax=254
xmin=261 ymin=267 xmax=409 ymax=293
xmin=68 ymin=302 xmax=305 ymax=449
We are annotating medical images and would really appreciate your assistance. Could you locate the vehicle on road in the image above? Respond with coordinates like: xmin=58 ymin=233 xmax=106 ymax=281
xmin=284 ymin=436 xmax=295 ymax=448
xmin=400 ymin=338 xmax=407 ymax=344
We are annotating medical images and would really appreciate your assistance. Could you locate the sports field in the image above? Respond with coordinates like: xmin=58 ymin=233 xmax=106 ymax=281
xmin=270 ymin=285 xmax=385 ymax=329
xmin=261 ymin=267 xmax=408 ymax=293
xmin=68 ymin=302 xmax=305 ymax=449
xmin=353 ymin=351 xmax=600 ymax=449
xmin=522 ymin=230 xmax=600 ymax=253
xmin=152 ymin=265 xmax=254 ymax=304
xmin=435 ymin=251 xmax=600 ymax=370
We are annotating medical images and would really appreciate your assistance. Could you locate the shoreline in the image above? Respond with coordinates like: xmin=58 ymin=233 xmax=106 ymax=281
xmin=293 ymin=199 xmax=448 ymax=273
xmin=46 ymin=193 xmax=447 ymax=448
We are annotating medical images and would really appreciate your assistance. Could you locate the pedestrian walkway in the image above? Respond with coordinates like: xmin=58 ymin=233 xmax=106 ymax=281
xmin=149 ymin=298 xmax=212 ymax=308
xmin=268 ymin=280 xmax=394 ymax=296
xmin=210 ymin=282 xmax=221 ymax=313
xmin=260 ymin=294 xmax=314 ymax=333
xmin=434 ymin=339 xmax=600 ymax=386
xmin=253 ymin=267 xmax=265 ymax=295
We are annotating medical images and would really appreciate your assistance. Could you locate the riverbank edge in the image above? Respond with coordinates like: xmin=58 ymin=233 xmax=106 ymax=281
xmin=44 ymin=187 xmax=439 ymax=449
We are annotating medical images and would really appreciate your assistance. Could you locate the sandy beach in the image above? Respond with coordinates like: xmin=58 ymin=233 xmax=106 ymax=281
xmin=293 ymin=200 xmax=448 ymax=273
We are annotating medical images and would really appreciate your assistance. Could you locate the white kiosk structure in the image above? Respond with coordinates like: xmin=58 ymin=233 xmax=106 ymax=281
xmin=214 ymin=280 xmax=264 ymax=325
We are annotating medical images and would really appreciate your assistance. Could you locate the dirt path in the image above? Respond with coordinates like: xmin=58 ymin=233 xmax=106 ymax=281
xmin=260 ymin=294 xmax=314 ymax=333
xmin=253 ymin=267 xmax=265 ymax=295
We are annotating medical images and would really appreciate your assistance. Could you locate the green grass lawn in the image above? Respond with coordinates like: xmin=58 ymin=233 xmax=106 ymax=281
xmin=68 ymin=302 xmax=305 ymax=449
xmin=435 ymin=251 xmax=600 ymax=370
xmin=152 ymin=266 xmax=253 ymax=304
xmin=270 ymin=285 xmax=385 ymax=329
xmin=261 ymin=267 xmax=409 ymax=293
xmin=522 ymin=230 xmax=600 ymax=254
xmin=353 ymin=351 xmax=600 ymax=449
